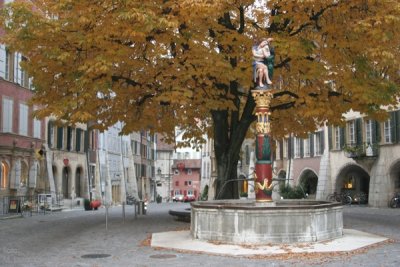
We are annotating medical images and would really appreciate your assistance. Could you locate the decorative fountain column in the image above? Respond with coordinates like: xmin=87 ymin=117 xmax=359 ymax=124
xmin=252 ymin=89 xmax=274 ymax=202
xmin=190 ymin=38 xmax=343 ymax=245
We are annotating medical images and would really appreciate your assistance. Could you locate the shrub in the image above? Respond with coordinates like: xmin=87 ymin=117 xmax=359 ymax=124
xmin=84 ymin=198 xmax=91 ymax=211
xmin=279 ymin=184 xmax=306 ymax=199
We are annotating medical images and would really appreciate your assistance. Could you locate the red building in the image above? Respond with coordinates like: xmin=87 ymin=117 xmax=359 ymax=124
xmin=0 ymin=49 xmax=46 ymax=199
xmin=171 ymin=159 xmax=201 ymax=199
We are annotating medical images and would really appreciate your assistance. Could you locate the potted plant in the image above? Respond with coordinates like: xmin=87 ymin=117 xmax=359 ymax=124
xmin=156 ymin=194 xmax=162 ymax=203
xmin=84 ymin=198 xmax=91 ymax=211
xmin=239 ymin=192 xmax=248 ymax=199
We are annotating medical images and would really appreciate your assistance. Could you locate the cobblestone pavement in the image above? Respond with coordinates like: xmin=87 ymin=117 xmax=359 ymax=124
xmin=0 ymin=203 xmax=399 ymax=267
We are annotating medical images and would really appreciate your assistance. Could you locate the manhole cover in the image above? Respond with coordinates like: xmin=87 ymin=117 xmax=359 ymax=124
xmin=149 ymin=254 xmax=177 ymax=259
xmin=81 ymin=254 xmax=111 ymax=259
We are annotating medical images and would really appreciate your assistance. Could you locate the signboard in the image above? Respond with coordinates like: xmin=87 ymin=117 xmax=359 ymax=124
xmin=9 ymin=199 xmax=20 ymax=213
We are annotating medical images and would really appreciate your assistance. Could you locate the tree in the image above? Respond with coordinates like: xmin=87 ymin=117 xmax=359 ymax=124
xmin=2 ymin=0 xmax=400 ymax=199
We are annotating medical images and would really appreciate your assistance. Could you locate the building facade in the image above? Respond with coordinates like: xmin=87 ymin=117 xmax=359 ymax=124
xmin=98 ymin=122 xmax=139 ymax=205
xmin=271 ymin=109 xmax=400 ymax=207
xmin=155 ymin=134 xmax=174 ymax=202
xmin=130 ymin=131 xmax=156 ymax=202
xmin=171 ymin=159 xmax=201 ymax=200
xmin=0 ymin=45 xmax=46 ymax=204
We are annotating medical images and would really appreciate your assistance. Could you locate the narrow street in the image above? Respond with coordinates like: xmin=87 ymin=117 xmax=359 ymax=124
xmin=0 ymin=203 xmax=399 ymax=267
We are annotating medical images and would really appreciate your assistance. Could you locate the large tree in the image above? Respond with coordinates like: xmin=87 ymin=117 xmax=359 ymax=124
xmin=2 ymin=0 xmax=400 ymax=199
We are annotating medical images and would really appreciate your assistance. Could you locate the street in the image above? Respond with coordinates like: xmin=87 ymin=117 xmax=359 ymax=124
xmin=0 ymin=203 xmax=399 ymax=267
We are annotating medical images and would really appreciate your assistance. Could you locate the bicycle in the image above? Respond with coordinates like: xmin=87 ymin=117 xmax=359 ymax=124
xmin=326 ymin=192 xmax=352 ymax=205
xmin=389 ymin=193 xmax=400 ymax=208
xmin=353 ymin=192 xmax=368 ymax=204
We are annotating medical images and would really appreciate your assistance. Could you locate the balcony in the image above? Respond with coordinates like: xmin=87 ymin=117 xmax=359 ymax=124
xmin=343 ymin=143 xmax=379 ymax=159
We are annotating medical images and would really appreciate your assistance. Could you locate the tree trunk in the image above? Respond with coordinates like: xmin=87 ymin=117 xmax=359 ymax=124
xmin=212 ymin=87 xmax=256 ymax=199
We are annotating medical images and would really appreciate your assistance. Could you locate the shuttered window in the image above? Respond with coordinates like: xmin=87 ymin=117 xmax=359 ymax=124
xmin=2 ymin=98 xmax=13 ymax=133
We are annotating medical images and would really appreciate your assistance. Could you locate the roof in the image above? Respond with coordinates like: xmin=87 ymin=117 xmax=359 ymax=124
xmin=172 ymin=159 xmax=201 ymax=169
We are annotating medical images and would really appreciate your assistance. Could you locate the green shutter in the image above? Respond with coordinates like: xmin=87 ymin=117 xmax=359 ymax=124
xmin=356 ymin=118 xmax=363 ymax=146
xmin=320 ymin=131 xmax=325 ymax=153
xmin=309 ymin=134 xmax=314 ymax=157
xmin=57 ymin=127 xmax=63 ymax=149
xmin=340 ymin=127 xmax=345 ymax=149
xmin=76 ymin=128 xmax=81 ymax=152
xmin=47 ymin=121 xmax=53 ymax=147
xmin=371 ymin=121 xmax=376 ymax=144
xmin=390 ymin=111 xmax=397 ymax=143
xmin=396 ymin=110 xmax=400 ymax=143
xmin=328 ymin=126 xmax=332 ymax=150
xmin=300 ymin=139 xmax=304 ymax=158
xmin=291 ymin=137 xmax=295 ymax=159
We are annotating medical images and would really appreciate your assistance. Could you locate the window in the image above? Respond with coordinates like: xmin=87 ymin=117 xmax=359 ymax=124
xmin=19 ymin=103 xmax=28 ymax=136
xmin=185 ymin=152 xmax=189 ymax=159
xmin=0 ymin=44 xmax=6 ymax=79
xmin=2 ymin=98 xmax=13 ymax=133
xmin=348 ymin=121 xmax=356 ymax=145
xmin=365 ymin=120 xmax=373 ymax=145
xmin=175 ymin=181 xmax=179 ymax=186
xmin=188 ymin=180 xmax=192 ymax=186
xmin=315 ymin=131 xmax=324 ymax=156
xmin=304 ymin=137 xmax=310 ymax=157
xmin=334 ymin=127 xmax=341 ymax=150
xmin=384 ymin=118 xmax=392 ymax=143
xmin=187 ymin=190 xmax=194 ymax=196
xmin=275 ymin=141 xmax=281 ymax=160
xmin=245 ymin=145 xmax=250 ymax=165
xmin=1 ymin=161 xmax=9 ymax=189
xmin=187 ymin=168 xmax=192 ymax=175
xmin=75 ymin=128 xmax=82 ymax=152
xmin=33 ymin=107 xmax=41 ymax=139
xmin=174 ymin=169 xmax=179 ymax=175
xmin=57 ymin=126 xmax=64 ymax=149
xmin=184 ymin=181 xmax=188 ymax=186
xmin=294 ymin=138 xmax=301 ymax=158
xmin=283 ymin=139 xmax=288 ymax=159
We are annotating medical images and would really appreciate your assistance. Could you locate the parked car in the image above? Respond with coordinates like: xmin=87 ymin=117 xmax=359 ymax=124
xmin=183 ymin=195 xmax=196 ymax=202
xmin=172 ymin=194 xmax=184 ymax=202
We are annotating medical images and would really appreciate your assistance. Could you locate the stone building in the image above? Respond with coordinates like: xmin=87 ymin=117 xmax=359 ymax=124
xmin=271 ymin=109 xmax=400 ymax=207
xmin=130 ymin=131 xmax=156 ymax=202
xmin=98 ymin=122 xmax=139 ymax=205
xmin=155 ymin=135 xmax=174 ymax=202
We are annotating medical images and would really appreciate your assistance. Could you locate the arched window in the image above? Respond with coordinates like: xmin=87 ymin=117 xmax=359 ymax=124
xmin=1 ymin=161 xmax=9 ymax=189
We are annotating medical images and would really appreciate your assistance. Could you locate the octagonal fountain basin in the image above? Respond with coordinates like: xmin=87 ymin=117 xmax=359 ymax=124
xmin=191 ymin=199 xmax=343 ymax=244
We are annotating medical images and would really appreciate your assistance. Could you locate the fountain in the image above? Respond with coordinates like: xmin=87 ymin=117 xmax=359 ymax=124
xmin=190 ymin=38 xmax=343 ymax=244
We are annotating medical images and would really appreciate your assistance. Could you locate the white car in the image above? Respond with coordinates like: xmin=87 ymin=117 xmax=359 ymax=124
xmin=172 ymin=194 xmax=184 ymax=202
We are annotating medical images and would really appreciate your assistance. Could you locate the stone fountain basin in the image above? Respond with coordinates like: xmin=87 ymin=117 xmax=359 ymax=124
xmin=191 ymin=199 xmax=343 ymax=244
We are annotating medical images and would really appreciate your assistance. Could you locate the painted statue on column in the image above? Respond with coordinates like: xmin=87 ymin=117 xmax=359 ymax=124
xmin=252 ymin=38 xmax=275 ymax=89
xmin=252 ymin=37 xmax=275 ymax=202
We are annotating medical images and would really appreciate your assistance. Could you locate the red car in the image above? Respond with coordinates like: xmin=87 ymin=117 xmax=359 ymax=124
xmin=183 ymin=195 xmax=196 ymax=202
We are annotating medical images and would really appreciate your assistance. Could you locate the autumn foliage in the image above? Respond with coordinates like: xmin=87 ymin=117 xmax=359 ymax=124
xmin=1 ymin=0 xmax=399 ymax=198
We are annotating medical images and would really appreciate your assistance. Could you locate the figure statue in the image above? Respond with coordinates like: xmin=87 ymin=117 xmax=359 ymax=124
xmin=252 ymin=38 xmax=275 ymax=89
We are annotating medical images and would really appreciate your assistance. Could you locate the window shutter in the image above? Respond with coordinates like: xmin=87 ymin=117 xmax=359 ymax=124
xmin=300 ymin=139 xmax=304 ymax=158
xmin=371 ymin=120 xmax=376 ymax=144
xmin=84 ymin=130 xmax=89 ymax=152
xmin=320 ymin=131 xmax=325 ymax=153
xmin=396 ymin=110 xmax=400 ymax=143
xmin=375 ymin=121 xmax=381 ymax=143
xmin=0 ymin=44 xmax=6 ymax=79
xmin=328 ymin=126 xmax=332 ymax=150
xmin=279 ymin=141 xmax=283 ymax=159
xmin=356 ymin=118 xmax=363 ymax=146
xmin=76 ymin=128 xmax=81 ymax=152
xmin=57 ymin=127 xmax=63 ymax=149
xmin=290 ymin=136 xmax=295 ymax=159
xmin=67 ymin=127 xmax=72 ymax=151
xmin=48 ymin=121 xmax=53 ymax=147
xmin=340 ymin=127 xmax=346 ymax=148
xmin=390 ymin=112 xmax=396 ymax=143
xmin=309 ymin=134 xmax=314 ymax=157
